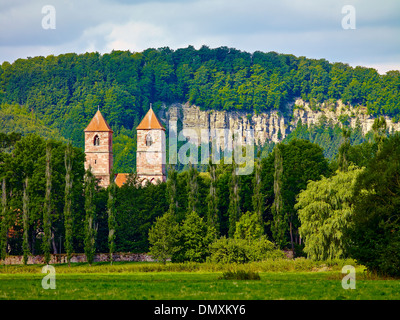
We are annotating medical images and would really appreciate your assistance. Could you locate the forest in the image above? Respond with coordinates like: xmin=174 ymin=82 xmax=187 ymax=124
xmin=0 ymin=47 xmax=399 ymax=276
xmin=0 ymin=115 xmax=399 ymax=276
xmin=1 ymin=46 xmax=400 ymax=172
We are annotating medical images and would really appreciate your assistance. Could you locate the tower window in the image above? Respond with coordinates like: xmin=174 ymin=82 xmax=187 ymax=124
xmin=94 ymin=135 xmax=100 ymax=146
xmin=146 ymin=133 xmax=153 ymax=146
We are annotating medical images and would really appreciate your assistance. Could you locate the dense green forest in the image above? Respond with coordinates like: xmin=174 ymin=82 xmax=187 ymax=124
xmin=1 ymin=121 xmax=399 ymax=275
xmin=1 ymin=46 xmax=399 ymax=171
xmin=0 ymin=47 xmax=399 ymax=275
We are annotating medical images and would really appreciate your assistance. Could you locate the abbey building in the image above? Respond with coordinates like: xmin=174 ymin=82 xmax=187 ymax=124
xmin=84 ymin=106 xmax=166 ymax=188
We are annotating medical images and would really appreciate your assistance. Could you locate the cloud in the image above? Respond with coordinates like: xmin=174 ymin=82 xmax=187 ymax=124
xmin=0 ymin=0 xmax=399 ymax=73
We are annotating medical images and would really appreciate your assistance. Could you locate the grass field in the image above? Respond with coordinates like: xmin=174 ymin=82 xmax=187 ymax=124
xmin=0 ymin=260 xmax=399 ymax=300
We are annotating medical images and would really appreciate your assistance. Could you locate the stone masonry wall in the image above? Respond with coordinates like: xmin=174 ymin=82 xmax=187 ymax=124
xmin=1 ymin=252 xmax=154 ymax=265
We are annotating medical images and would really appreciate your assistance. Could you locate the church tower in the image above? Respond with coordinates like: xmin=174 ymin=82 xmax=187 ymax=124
xmin=84 ymin=108 xmax=113 ymax=188
xmin=136 ymin=105 xmax=166 ymax=184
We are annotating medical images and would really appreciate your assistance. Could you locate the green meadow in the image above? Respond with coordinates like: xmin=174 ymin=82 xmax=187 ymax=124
xmin=0 ymin=260 xmax=399 ymax=300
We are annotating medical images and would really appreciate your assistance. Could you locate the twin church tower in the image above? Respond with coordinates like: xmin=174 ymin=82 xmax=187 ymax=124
xmin=84 ymin=106 xmax=166 ymax=187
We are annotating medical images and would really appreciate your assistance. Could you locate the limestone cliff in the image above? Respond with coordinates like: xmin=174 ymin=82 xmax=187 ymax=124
xmin=157 ymin=100 xmax=400 ymax=147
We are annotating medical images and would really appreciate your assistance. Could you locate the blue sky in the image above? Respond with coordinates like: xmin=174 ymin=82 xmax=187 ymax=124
xmin=0 ymin=0 xmax=399 ymax=74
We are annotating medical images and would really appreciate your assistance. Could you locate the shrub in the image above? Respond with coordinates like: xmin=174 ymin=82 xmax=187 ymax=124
xmin=208 ymin=236 xmax=285 ymax=264
xmin=219 ymin=270 xmax=260 ymax=280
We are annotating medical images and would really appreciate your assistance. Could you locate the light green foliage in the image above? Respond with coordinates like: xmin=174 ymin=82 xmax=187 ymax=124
xmin=208 ymin=236 xmax=285 ymax=264
xmin=296 ymin=166 xmax=364 ymax=260
xmin=176 ymin=211 xmax=214 ymax=262
xmin=148 ymin=212 xmax=181 ymax=264
xmin=234 ymin=211 xmax=263 ymax=242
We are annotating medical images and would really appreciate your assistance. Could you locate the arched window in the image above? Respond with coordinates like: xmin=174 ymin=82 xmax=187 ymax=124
xmin=146 ymin=133 xmax=153 ymax=146
xmin=94 ymin=135 xmax=100 ymax=146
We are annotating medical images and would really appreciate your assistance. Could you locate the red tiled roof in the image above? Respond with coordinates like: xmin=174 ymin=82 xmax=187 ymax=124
xmin=84 ymin=109 xmax=113 ymax=132
xmin=136 ymin=107 xmax=165 ymax=131
xmin=114 ymin=173 xmax=128 ymax=187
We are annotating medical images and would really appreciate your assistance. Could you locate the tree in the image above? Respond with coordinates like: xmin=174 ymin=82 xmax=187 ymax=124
xmin=296 ymin=166 xmax=363 ymax=260
xmin=22 ymin=177 xmax=30 ymax=265
xmin=107 ymin=174 xmax=117 ymax=264
xmin=228 ymin=161 xmax=240 ymax=237
xmin=338 ymin=128 xmax=351 ymax=172
xmin=84 ymin=168 xmax=97 ymax=265
xmin=234 ymin=211 xmax=263 ymax=242
xmin=186 ymin=162 xmax=199 ymax=215
xmin=166 ymin=164 xmax=178 ymax=218
xmin=371 ymin=116 xmax=387 ymax=152
xmin=271 ymin=144 xmax=286 ymax=248
xmin=63 ymin=142 xmax=73 ymax=266
xmin=148 ymin=212 xmax=180 ymax=264
xmin=0 ymin=179 xmax=8 ymax=261
xmin=252 ymin=155 xmax=264 ymax=227
xmin=206 ymin=159 xmax=219 ymax=235
xmin=348 ymin=133 xmax=400 ymax=276
xmin=42 ymin=142 xmax=52 ymax=265
xmin=178 ymin=211 xmax=214 ymax=262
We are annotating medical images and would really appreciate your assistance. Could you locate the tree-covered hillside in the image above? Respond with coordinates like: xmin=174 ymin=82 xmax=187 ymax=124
xmin=1 ymin=46 xmax=399 ymax=171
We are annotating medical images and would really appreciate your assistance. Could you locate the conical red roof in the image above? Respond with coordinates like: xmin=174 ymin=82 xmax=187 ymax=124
xmin=84 ymin=109 xmax=113 ymax=132
xmin=136 ymin=107 xmax=165 ymax=131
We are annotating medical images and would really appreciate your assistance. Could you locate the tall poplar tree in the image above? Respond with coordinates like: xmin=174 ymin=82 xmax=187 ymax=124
xmin=206 ymin=159 xmax=219 ymax=235
xmin=107 ymin=173 xmax=117 ymax=265
xmin=42 ymin=142 xmax=52 ymax=264
xmin=64 ymin=142 xmax=73 ymax=266
xmin=187 ymin=162 xmax=199 ymax=215
xmin=0 ymin=179 xmax=8 ymax=261
xmin=271 ymin=145 xmax=287 ymax=248
xmin=166 ymin=164 xmax=178 ymax=218
xmin=228 ymin=161 xmax=240 ymax=237
xmin=22 ymin=177 xmax=30 ymax=265
xmin=84 ymin=168 xmax=97 ymax=266
xmin=252 ymin=154 xmax=264 ymax=227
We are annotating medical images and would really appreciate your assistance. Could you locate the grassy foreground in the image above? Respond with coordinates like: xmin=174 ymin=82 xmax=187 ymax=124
xmin=0 ymin=259 xmax=399 ymax=300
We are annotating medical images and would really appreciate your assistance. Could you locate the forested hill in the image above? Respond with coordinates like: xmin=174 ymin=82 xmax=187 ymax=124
xmin=0 ymin=46 xmax=399 ymax=157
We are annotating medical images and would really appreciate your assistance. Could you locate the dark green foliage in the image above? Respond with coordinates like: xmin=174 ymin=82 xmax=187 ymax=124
xmin=64 ymin=143 xmax=73 ymax=266
xmin=1 ymin=47 xmax=399 ymax=173
xmin=84 ymin=169 xmax=97 ymax=265
xmin=262 ymin=139 xmax=330 ymax=249
xmin=42 ymin=143 xmax=52 ymax=264
xmin=107 ymin=176 xmax=117 ymax=264
xmin=348 ymin=133 xmax=400 ymax=277
xmin=22 ymin=177 xmax=30 ymax=265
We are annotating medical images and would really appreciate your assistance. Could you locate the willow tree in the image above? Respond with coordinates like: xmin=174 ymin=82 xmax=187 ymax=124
xmin=296 ymin=166 xmax=363 ymax=260
xmin=42 ymin=142 xmax=52 ymax=265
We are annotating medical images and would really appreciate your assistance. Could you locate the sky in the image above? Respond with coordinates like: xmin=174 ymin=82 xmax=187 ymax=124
xmin=0 ymin=0 xmax=399 ymax=74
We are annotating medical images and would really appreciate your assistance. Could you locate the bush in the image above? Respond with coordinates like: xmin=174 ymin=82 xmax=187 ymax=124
xmin=219 ymin=270 xmax=260 ymax=280
xmin=208 ymin=236 xmax=285 ymax=264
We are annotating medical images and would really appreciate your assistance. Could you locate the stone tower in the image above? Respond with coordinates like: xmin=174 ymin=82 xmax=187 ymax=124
xmin=136 ymin=106 xmax=166 ymax=184
xmin=84 ymin=108 xmax=113 ymax=188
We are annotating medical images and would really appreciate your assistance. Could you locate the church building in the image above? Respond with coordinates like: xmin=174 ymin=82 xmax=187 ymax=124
xmin=84 ymin=106 xmax=166 ymax=188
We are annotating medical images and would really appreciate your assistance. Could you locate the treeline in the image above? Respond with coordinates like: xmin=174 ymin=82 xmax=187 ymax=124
xmin=1 ymin=115 xmax=398 ymax=275
xmin=1 ymin=46 xmax=399 ymax=151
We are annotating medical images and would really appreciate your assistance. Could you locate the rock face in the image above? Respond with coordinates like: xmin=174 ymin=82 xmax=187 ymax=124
xmin=157 ymin=100 xmax=400 ymax=148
